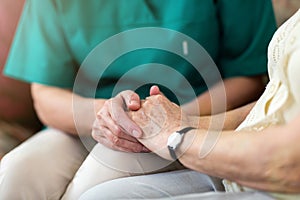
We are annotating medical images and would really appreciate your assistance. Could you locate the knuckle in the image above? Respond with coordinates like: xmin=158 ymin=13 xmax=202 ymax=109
xmin=93 ymin=119 xmax=101 ymax=127
xmin=91 ymin=129 xmax=97 ymax=136
xmin=111 ymin=136 xmax=120 ymax=145
xmin=104 ymin=99 xmax=113 ymax=108
xmin=109 ymin=98 xmax=116 ymax=104
xmin=91 ymin=131 xmax=100 ymax=141
xmin=113 ymin=127 xmax=122 ymax=136
xmin=97 ymin=109 xmax=107 ymax=119
xmin=156 ymin=95 xmax=164 ymax=101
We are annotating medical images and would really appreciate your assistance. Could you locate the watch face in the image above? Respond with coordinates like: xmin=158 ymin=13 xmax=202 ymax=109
xmin=167 ymin=132 xmax=183 ymax=149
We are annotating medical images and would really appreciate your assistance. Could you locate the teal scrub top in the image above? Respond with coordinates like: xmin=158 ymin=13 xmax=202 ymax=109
xmin=4 ymin=0 xmax=276 ymax=103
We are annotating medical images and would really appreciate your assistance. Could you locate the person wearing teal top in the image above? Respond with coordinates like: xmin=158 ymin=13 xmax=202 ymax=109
xmin=0 ymin=0 xmax=276 ymax=199
xmin=81 ymin=4 xmax=300 ymax=199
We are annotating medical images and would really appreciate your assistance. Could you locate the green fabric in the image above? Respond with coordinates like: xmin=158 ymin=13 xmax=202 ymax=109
xmin=4 ymin=0 xmax=276 ymax=103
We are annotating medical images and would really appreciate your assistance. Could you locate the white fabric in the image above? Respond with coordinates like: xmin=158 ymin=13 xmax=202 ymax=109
xmin=0 ymin=128 xmax=88 ymax=200
xmin=79 ymin=169 xmax=273 ymax=200
xmin=0 ymin=127 xmax=184 ymax=199
xmin=61 ymin=143 xmax=184 ymax=200
xmin=224 ymin=9 xmax=300 ymax=199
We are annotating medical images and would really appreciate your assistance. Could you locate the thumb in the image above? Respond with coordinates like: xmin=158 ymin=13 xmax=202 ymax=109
xmin=149 ymin=85 xmax=164 ymax=96
xmin=120 ymin=90 xmax=141 ymax=111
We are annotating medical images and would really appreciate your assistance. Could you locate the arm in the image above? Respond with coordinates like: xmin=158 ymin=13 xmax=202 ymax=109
xmin=179 ymin=120 xmax=300 ymax=193
xmin=131 ymin=95 xmax=300 ymax=193
xmin=31 ymin=83 xmax=104 ymax=135
xmin=30 ymin=82 xmax=154 ymax=152
xmin=196 ymin=101 xmax=256 ymax=131
xmin=182 ymin=76 xmax=265 ymax=116
xmin=272 ymin=0 xmax=300 ymax=26
xmin=32 ymin=83 xmax=147 ymax=152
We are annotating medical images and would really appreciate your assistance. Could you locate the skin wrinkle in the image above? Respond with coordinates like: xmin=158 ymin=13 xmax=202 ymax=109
xmin=130 ymin=92 xmax=300 ymax=192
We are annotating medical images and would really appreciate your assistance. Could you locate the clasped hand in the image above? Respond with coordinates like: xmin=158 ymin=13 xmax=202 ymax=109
xmin=92 ymin=86 xmax=193 ymax=158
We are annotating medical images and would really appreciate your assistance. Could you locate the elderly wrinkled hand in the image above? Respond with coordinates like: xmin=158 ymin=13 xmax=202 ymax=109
xmin=129 ymin=94 xmax=193 ymax=159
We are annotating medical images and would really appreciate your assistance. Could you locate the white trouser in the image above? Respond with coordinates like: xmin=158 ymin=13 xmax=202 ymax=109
xmin=0 ymin=128 xmax=184 ymax=200
xmin=79 ymin=169 xmax=274 ymax=200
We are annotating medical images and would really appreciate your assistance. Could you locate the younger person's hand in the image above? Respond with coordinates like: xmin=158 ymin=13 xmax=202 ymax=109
xmin=92 ymin=90 xmax=148 ymax=153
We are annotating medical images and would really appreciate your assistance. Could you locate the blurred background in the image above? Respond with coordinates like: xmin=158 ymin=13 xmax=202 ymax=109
xmin=272 ymin=0 xmax=300 ymax=25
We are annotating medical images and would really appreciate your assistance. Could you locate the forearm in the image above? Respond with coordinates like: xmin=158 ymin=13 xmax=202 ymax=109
xmin=183 ymin=76 xmax=265 ymax=116
xmin=189 ymin=102 xmax=255 ymax=131
xmin=31 ymin=83 xmax=104 ymax=135
xmin=179 ymin=125 xmax=300 ymax=193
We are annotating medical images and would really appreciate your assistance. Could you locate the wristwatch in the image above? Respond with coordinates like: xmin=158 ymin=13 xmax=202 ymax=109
xmin=167 ymin=127 xmax=195 ymax=160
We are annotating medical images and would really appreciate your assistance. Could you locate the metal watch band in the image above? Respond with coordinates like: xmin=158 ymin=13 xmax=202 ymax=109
xmin=168 ymin=127 xmax=195 ymax=160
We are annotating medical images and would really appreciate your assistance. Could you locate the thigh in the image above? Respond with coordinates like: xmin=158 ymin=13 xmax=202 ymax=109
xmin=79 ymin=169 xmax=224 ymax=200
xmin=0 ymin=128 xmax=88 ymax=200
xmin=62 ymin=143 xmax=185 ymax=200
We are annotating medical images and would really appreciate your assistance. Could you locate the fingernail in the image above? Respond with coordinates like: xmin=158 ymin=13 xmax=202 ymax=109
xmin=132 ymin=130 xmax=141 ymax=137
xmin=129 ymin=99 xmax=138 ymax=105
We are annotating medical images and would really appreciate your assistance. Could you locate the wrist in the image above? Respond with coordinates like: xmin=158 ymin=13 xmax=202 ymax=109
xmin=167 ymin=127 xmax=196 ymax=161
xmin=186 ymin=115 xmax=201 ymax=128
xmin=177 ymin=129 xmax=202 ymax=166
xmin=94 ymin=98 xmax=105 ymax=112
